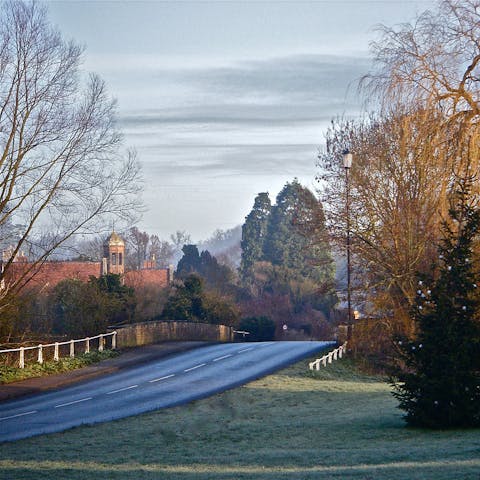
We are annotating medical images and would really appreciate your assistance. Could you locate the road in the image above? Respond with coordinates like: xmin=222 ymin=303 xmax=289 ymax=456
xmin=0 ymin=341 xmax=332 ymax=442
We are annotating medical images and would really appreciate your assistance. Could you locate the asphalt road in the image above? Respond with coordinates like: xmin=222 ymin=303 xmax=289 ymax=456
xmin=0 ymin=341 xmax=333 ymax=442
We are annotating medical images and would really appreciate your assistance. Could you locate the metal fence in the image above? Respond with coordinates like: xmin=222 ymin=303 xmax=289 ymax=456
xmin=0 ymin=331 xmax=117 ymax=369
xmin=308 ymin=342 xmax=347 ymax=370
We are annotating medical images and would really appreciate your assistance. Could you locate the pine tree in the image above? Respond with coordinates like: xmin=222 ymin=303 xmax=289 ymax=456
xmin=240 ymin=192 xmax=271 ymax=282
xmin=263 ymin=179 xmax=333 ymax=284
xmin=392 ymin=177 xmax=480 ymax=428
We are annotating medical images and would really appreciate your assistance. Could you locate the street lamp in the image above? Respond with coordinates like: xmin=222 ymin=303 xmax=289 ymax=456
xmin=343 ymin=149 xmax=353 ymax=342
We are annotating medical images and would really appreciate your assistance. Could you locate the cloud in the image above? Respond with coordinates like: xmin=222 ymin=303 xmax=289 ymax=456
xmin=173 ymin=54 xmax=371 ymax=105
xmin=106 ymin=53 xmax=369 ymax=237
xmin=140 ymin=143 xmax=319 ymax=178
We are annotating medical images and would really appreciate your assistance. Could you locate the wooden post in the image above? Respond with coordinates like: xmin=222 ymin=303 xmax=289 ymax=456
xmin=70 ymin=340 xmax=75 ymax=358
xmin=37 ymin=345 xmax=43 ymax=364
xmin=112 ymin=331 xmax=117 ymax=350
xmin=19 ymin=347 xmax=25 ymax=369
xmin=85 ymin=338 xmax=90 ymax=354
xmin=54 ymin=342 xmax=59 ymax=361
xmin=98 ymin=334 xmax=104 ymax=352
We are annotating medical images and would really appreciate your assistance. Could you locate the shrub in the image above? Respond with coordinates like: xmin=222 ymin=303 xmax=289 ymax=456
xmin=238 ymin=316 xmax=276 ymax=341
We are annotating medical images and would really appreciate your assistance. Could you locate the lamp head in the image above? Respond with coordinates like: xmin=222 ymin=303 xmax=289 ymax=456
xmin=343 ymin=149 xmax=353 ymax=169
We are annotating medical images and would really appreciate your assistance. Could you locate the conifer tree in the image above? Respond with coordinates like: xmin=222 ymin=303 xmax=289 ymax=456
xmin=263 ymin=179 xmax=333 ymax=284
xmin=240 ymin=192 xmax=271 ymax=282
xmin=392 ymin=177 xmax=480 ymax=428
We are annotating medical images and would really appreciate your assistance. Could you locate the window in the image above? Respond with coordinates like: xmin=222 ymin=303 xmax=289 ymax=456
xmin=119 ymin=252 xmax=123 ymax=265
xmin=112 ymin=253 xmax=117 ymax=266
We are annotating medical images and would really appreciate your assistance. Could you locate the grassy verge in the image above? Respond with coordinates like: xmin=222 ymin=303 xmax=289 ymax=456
xmin=0 ymin=350 xmax=118 ymax=384
xmin=0 ymin=357 xmax=479 ymax=479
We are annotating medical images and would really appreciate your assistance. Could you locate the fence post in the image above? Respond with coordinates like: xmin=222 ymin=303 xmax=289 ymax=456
xmin=322 ymin=356 xmax=327 ymax=367
xmin=328 ymin=352 xmax=333 ymax=364
xmin=70 ymin=340 xmax=75 ymax=358
xmin=54 ymin=342 xmax=59 ymax=361
xmin=333 ymin=349 xmax=338 ymax=360
xmin=112 ymin=331 xmax=117 ymax=350
xmin=37 ymin=345 xmax=43 ymax=364
xmin=98 ymin=334 xmax=104 ymax=352
xmin=339 ymin=346 xmax=343 ymax=358
xmin=19 ymin=347 xmax=25 ymax=369
xmin=85 ymin=337 xmax=90 ymax=354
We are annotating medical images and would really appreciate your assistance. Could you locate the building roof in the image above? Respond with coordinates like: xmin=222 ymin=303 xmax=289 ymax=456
xmin=104 ymin=231 xmax=125 ymax=247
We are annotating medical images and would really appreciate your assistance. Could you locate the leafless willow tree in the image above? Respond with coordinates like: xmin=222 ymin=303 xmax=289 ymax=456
xmin=318 ymin=0 xmax=480 ymax=334
xmin=364 ymin=0 xmax=480 ymax=172
xmin=0 ymin=1 xmax=142 ymax=298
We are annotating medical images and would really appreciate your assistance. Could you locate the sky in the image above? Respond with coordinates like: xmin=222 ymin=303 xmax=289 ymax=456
xmin=46 ymin=0 xmax=436 ymax=241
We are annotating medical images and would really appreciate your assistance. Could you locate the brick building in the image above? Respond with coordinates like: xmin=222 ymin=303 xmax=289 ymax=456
xmin=1 ymin=232 xmax=172 ymax=292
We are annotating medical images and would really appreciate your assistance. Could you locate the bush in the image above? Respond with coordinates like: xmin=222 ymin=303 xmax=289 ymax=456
xmin=238 ymin=316 xmax=276 ymax=341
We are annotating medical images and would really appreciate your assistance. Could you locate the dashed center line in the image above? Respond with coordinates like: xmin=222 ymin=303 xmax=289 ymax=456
xmin=0 ymin=410 xmax=37 ymax=421
xmin=149 ymin=374 xmax=175 ymax=383
xmin=238 ymin=347 xmax=253 ymax=353
xmin=213 ymin=354 xmax=232 ymax=362
xmin=184 ymin=363 xmax=206 ymax=372
xmin=106 ymin=385 xmax=138 ymax=395
xmin=55 ymin=397 xmax=92 ymax=408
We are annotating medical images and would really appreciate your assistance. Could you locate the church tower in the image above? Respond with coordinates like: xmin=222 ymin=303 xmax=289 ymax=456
xmin=102 ymin=231 xmax=125 ymax=276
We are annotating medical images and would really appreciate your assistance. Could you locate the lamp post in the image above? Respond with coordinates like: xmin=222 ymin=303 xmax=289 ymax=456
xmin=343 ymin=149 xmax=353 ymax=342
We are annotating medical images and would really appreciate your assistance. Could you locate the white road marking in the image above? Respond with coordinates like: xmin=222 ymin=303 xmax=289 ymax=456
xmin=55 ymin=397 xmax=92 ymax=408
xmin=149 ymin=374 xmax=175 ymax=383
xmin=184 ymin=363 xmax=206 ymax=372
xmin=213 ymin=354 xmax=233 ymax=362
xmin=238 ymin=347 xmax=253 ymax=353
xmin=106 ymin=385 xmax=138 ymax=395
xmin=0 ymin=410 xmax=37 ymax=421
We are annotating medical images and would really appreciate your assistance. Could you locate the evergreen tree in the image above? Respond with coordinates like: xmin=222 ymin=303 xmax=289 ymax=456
xmin=240 ymin=192 xmax=271 ymax=282
xmin=161 ymin=274 xmax=239 ymax=325
xmin=263 ymin=179 xmax=333 ymax=284
xmin=392 ymin=178 xmax=480 ymax=428
xmin=177 ymin=245 xmax=233 ymax=292
xmin=176 ymin=244 xmax=201 ymax=276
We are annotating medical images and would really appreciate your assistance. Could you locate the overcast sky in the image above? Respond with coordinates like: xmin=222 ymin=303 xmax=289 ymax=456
xmin=47 ymin=0 xmax=436 ymax=241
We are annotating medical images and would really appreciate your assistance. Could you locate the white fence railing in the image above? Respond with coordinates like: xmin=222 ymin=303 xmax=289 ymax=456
xmin=309 ymin=342 xmax=347 ymax=370
xmin=0 ymin=331 xmax=117 ymax=369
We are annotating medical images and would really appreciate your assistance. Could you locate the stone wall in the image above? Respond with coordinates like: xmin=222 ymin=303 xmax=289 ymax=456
xmin=111 ymin=321 xmax=234 ymax=348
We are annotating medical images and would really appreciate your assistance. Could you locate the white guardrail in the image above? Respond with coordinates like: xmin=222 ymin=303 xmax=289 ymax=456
xmin=0 ymin=331 xmax=117 ymax=369
xmin=309 ymin=342 xmax=347 ymax=370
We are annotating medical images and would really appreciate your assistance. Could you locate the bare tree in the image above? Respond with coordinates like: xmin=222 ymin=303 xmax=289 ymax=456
xmin=170 ymin=230 xmax=192 ymax=264
xmin=125 ymin=227 xmax=150 ymax=270
xmin=149 ymin=235 xmax=175 ymax=268
xmin=0 ymin=1 xmax=142 ymax=298
xmin=318 ymin=0 xmax=480 ymax=335
xmin=363 ymin=0 xmax=480 ymax=172
xmin=318 ymin=109 xmax=454 ymax=332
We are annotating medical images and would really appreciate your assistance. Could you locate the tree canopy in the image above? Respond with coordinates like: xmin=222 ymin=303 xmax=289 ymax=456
xmin=241 ymin=180 xmax=334 ymax=288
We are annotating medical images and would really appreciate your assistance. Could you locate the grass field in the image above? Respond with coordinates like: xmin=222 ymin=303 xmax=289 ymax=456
xmin=0 ymin=357 xmax=479 ymax=479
